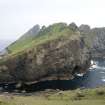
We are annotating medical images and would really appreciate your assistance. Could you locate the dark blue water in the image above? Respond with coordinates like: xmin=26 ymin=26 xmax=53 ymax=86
xmin=1 ymin=58 xmax=105 ymax=92
xmin=23 ymin=58 xmax=105 ymax=91
xmin=78 ymin=58 xmax=105 ymax=88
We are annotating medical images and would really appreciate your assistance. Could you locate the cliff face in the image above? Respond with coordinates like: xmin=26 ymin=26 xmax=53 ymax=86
xmin=90 ymin=28 xmax=105 ymax=58
xmin=79 ymin=25 xmax=105 ymax=58
xmin=0 ymin=26 xmax=90 ymax=84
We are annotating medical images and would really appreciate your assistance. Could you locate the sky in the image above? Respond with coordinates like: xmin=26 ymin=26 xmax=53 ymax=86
xmin=0 ymin=0 xmax=105 ymax=40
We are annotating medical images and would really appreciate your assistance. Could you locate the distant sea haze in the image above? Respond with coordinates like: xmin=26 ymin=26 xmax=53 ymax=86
xmin=0 ymin=39 xmax=13 ymax=52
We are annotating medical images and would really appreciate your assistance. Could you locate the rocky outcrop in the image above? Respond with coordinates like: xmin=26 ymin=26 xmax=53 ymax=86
xmin=79 ymin=25 xmax=105 ymax=58
xmin=79 ymin=24 xmax=91 ymax=33
xmin=69 ymin=22 xmax=78 ymax=31
xmin=0 ymin=32 xmax=90 ymax=84
xmin=90 ymin=28 xmax=105 ymax=58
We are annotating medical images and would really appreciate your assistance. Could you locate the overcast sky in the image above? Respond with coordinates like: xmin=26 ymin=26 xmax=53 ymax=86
xmin=0 ymin=0 xmax=105 ymax=40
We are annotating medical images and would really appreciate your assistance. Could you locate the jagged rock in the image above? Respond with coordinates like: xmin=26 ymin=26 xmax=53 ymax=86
xmin=69 ymin=22 xmax=78 ymax=31
xmin=79 ymin=25 xmax=105 ymax=58
xmin=90 ymin=28 xmax=105 ymax=58
xmin=79 ymin=24 xmax=91 ymax=33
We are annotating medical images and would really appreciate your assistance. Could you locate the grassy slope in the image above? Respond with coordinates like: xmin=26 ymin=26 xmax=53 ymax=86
xmin=0 ymin=87 xmax=105 ymax=105
xmin=7 ymin=23 xmax=76 ymax=56
xmin=8 ymin=37 xmax=34 ymax=52
xmin=7 ymin=33 xmax=38 ymax=55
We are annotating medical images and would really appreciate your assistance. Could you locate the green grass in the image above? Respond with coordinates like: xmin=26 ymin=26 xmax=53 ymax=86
xmin=7 ymin=35 xmax=37 ymax=54
xmin=7 ymin=23 xmax=76 ymax=55
xmin=0 ymin=87 xmax=105 ymax=105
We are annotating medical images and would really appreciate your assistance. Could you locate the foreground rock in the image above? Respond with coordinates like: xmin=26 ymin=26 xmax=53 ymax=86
xmin=0 ymin=23 xmax=90 ymax=84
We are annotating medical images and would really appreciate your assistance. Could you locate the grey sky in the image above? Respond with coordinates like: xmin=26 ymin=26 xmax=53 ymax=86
xmin=0 ymin=0 xmax=105 ymax=40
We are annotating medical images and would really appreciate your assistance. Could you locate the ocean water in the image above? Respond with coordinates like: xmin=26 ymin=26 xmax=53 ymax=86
xmin=1 ymin=58 xmax=105 ymax=92
xmin=28 ymin=58 xmax=105 ymax=90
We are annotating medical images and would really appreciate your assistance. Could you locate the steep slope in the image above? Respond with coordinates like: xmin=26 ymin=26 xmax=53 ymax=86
xmin=91 ymin=28 xmax=105 ymax=58
xmin=79 ymin=24 xmax=94 ymax=49
xmin=79 ymin=25 xmax=105 ymax=58
xmin=0 ymin=23 xmax=90 ymax=84
xmin=7 ymin=24 xmax=40 ymax=54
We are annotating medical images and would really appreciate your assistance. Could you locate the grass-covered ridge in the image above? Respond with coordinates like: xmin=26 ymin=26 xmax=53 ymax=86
xmin=7 ymin=23 xmax=78 ymax=55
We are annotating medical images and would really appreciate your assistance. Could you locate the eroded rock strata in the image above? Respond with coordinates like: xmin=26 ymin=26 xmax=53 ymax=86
xmin=79 ymin=25 xmax=105 ymax=58
xmin=0 ymin=29 xmax=90 ymax=84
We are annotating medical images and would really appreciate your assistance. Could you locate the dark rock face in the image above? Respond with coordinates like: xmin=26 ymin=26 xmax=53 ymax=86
xmin=69 ymin=22 xmax=78 ymax=31
xmin=91 ymin=28 xmax=105 ymax=58
xmin=79 ymin=25 xmax=91 ymax=33
xmin=79 ymin=24 xmax=105 ymax=58
xmin=0 ymin=34 xmax=90 ymax=84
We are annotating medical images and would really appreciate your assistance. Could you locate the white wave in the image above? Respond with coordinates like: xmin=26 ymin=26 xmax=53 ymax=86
xmin=76 ymin=73 xmax=84 ymax=77
xmin=89 ymin=64 xmax=98 ymax=69
xmin=89 ymin=60 xmax=105 ymax=70
xmin=91 ymin=60 xmax=94 ymax=65
xmin=90 ymin=60 xmax=97 ymax=69
xmin=101 ymin=79 xmax=105 ymax=82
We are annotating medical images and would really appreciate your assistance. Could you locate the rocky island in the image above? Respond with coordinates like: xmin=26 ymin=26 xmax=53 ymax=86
xmin=0 ymin=22 xmax=105 ymax=105
xmin=0 ymin=23 xmax=91 ymax=85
